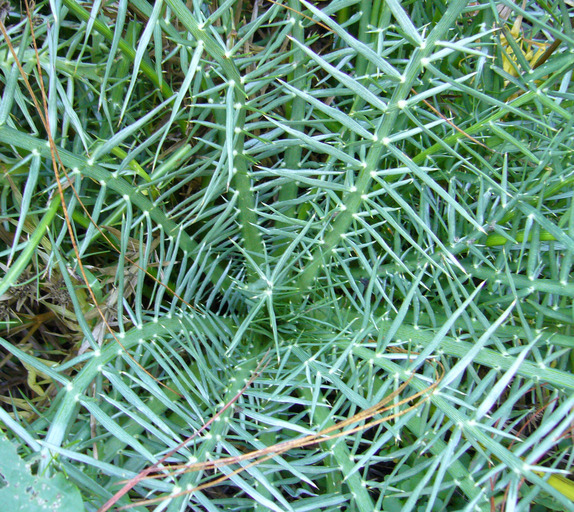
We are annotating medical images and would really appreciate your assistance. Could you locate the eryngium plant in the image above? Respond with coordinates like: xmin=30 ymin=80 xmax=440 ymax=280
xmin=1 ymin=0 xmax=574 ymax=510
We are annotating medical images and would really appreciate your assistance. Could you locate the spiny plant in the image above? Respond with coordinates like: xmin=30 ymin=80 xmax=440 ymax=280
xmin=1 ymin=0 xmax=574 ymax=511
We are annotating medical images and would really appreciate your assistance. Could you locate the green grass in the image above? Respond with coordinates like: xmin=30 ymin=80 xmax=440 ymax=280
xmin=1 ymin=1 xmax=574 ymax=511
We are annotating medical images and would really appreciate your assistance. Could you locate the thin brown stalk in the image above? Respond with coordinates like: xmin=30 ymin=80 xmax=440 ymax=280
xmin=0 ymin=4 xmax=199 ymax=399
xmin=116 ymin=359 xmax=443 ymax=509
